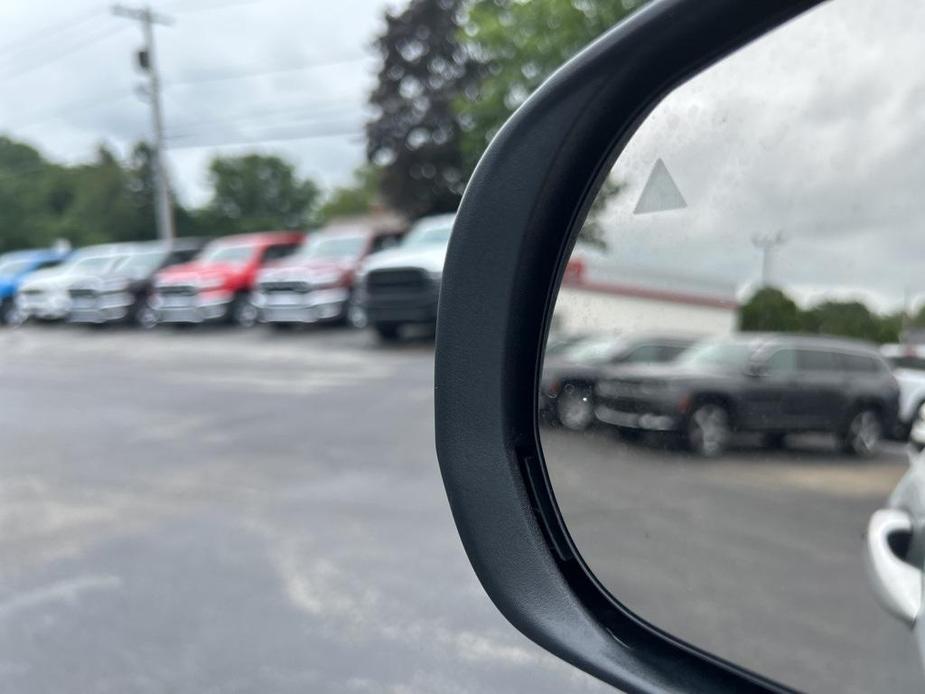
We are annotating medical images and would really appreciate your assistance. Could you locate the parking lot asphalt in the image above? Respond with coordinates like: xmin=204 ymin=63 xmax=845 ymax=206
xmin=0 ymin=325 xmax=604 ymax=694
xmin=2 ymin=324 xmax=923 ymax=693
xmin=543 ymin=427 xmax=923 ymax=693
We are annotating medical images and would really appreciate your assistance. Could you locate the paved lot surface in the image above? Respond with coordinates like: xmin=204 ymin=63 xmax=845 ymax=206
xmin=2 ymin=324 xmax=924 ymax=693
xmin=543 ymin=427 xmax=924 ymax=693
xmin=0 ymin=325 xmax=603 ymax=694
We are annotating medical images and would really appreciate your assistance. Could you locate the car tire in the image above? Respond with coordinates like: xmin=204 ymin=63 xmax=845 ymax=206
xmin=0 ymin=299 xmax=21 ymax=326
xmin=840 ymin=407 xmax=882 ymax=457
xmin=555 ymin=383 xmax=594 ymax=431
xmin=347 ymin=301 xmax=368 ymax=329
xmin=374 ymin=322 xmax=402 ymax=342
xmin=686 ymin=402 xmax=731 ymax=457
xmin=134 ymin=303 xmax=158 ymax=330
xmin=230 ymin=295 xmax=258 ymax=328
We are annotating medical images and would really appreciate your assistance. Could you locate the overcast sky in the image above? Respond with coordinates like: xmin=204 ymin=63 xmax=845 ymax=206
xmin=0 ymin=0 xmax=391 ymax=206
xmin=592 ymin=0 xmax=925 ymax=312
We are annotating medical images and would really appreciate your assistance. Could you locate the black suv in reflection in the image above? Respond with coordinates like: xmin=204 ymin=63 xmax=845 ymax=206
xmin=594 ymin=334 xmax=900 ymax=457
xmin=68 ymin=238 xmax=206 ymax=327
xmin=540 ymin=333 xmax=695 ymax=431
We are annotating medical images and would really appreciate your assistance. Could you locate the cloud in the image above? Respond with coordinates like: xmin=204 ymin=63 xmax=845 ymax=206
xmin=0 ymin=0 xmax=388 ymax=205
xmin=592 ymin=0 xmax=925 ymax=311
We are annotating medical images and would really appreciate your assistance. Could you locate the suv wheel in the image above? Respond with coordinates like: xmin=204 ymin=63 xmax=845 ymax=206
xmin=0 ymin=299 xmax=18 ymax=325
xmin=556 ymin=384 xmax=594 ymax=431
xmin=231 ymin=296 xmax=258 ymax=328
xmin=134 ymin=304 xmax=158 ymax=330
xmin=686 ymin=403 xmax=730 ymax=457
xmin=841 ymin=407 xmax=882 ymax=457
xmin=347 ymin=301 xmax=368 ymax=329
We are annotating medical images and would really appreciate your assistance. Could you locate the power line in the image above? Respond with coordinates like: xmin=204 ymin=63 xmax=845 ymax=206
xmin=0 ymin=7 xmax=103 ymax=59
xmin=9 ymin=90 xmax=135 ymax=130
xmin=166 ymin=98 xmax=363 ymax=135
xmin=0 ymin=23 xmax=128 ymax=81
xmin=164 ymin=123 xmax=362 ymax=150
xmin=164 ymin=54 xmax=369 ymax=87
xmin=169 ymin=0 xmax=263 ymax=13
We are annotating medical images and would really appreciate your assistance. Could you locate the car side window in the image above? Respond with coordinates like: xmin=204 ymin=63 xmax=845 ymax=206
xmin=764 ymin=348 xmax=797 ymax=373
xmin=34 ymin=259 xmax=63 ymax=271
xmin=658 ymin=344 xmax=689 ymax=361
xmin=370 ymin=234 xmax=401 ymax=253
xmin=620 ymin=344 xmax=663 ymax=364
xmin=262 ymin=243 xmax=299 ymax=262
xmin=840 ymin=352 xmax=881 ymax=373
xmin=167 ymin=248 xmax=199 ymax=265
xmin=795 ymin=349 xmax=840 ymax=372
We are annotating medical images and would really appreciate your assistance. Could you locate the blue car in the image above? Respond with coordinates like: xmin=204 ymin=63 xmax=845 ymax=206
xmin=0 ymin=248 xmax=71 ymax=324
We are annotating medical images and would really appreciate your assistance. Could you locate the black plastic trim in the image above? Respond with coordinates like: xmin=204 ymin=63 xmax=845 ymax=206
xmin=434 ymin=0 xmax=822 ymax=691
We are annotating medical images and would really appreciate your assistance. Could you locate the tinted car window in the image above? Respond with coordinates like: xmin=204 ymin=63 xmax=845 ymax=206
xmin=659 ymin=344 xmax=689 ymax=361
xmin=796 ymin=349 xmax=840 ymax=372
xmin=262 ymin=243 xmax=300 ymax=262
xmin=370 ymin=233 xmax=402 ymax=253
xmin=765 ymin=348 xmax=797 ymax=373
xmin=840 ymin=352 xmax=882 ymax=373
xmin=889 ymin=356 xmax=925 ymax=371
xmin=622 ymin=344 xmax=663 ymax=364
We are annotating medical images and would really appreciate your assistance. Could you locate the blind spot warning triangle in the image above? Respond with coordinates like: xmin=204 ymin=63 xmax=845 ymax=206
xmin=633 ymin=158 xmax=687 ymax=215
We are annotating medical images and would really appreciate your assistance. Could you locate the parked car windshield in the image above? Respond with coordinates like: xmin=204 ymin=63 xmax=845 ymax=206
xmin=677 ymin=340 xmax=754 ymax=371
xmin=69 ymin=254 xmax=119 ymax=274
xmin=296 ymin=233 xmax=367 ymax=260
xmin=403 ymin=224 xmax=453 ymax=247
xmin=200 ymin=243 xmax=254 ymax=265
xmin=118 ymin=250 xmax=167 ymax=275
xmin=0 ymin=257 xmax=32 ymax=277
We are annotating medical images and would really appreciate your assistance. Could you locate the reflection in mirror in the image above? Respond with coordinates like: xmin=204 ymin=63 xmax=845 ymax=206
xmin=539 ymin=1 xmax=925 ymax=691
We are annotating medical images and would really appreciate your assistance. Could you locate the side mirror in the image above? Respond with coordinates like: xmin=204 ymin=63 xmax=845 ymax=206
xmin=435 ymin=0 xmax=925 ymax=692
xmin=435 ymin=1 xmax=824 ymax=692
xmin=744 ymin=361 xmax=767 ymax=378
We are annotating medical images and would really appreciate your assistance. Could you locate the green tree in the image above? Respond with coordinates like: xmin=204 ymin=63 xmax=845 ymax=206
xmin=456 ymin=0 xmax=646 ymax=171
xmin=800 ymin=300 xmax=883 ymax=342
xmin=200 ymin=153 xmax=320 ymax=233
xmin=367 ymin=0 xmax=475 ymax=218
xmin=318 ymin=165 xmax=382 ymax=223
xmin=739 ymin=287 xmax=803 ymax=332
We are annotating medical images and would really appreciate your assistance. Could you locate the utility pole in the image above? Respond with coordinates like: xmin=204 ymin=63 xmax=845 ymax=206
xmin=751 ymin=230 xmax=786 ymax=287
xmin=112 ymin=4 xmax=175 ymax=241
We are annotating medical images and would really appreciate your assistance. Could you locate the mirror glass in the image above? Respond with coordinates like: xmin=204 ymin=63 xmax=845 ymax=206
xmin=540 ymin=0 xmax=925 ymax=691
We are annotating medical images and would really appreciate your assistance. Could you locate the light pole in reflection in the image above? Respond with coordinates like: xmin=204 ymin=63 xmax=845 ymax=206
xmin=752 ymin=231 xmax=786 ymax=287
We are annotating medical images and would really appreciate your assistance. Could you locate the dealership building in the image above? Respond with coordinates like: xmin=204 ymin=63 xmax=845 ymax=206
xmin=552 ymin=253 xmax=739 ymax=336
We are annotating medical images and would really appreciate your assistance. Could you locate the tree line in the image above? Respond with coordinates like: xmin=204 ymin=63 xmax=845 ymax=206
xmin=1 ymin=0 xmax=644 ymax=253
xmin=739 ymin=287 xmax=914 ymax=344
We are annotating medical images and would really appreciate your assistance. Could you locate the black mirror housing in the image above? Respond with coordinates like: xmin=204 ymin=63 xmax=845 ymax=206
xmin=434 ymin=0 xmax=821 ymax=691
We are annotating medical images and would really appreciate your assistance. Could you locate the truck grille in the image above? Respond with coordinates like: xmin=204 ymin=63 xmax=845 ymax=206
xmin=261 ymin=281 xmax=309 ymax=294
xmin=159 ymin=284 xmax=197 ymax=296
xmin=69 ymin=288 xmax=98 ymax=299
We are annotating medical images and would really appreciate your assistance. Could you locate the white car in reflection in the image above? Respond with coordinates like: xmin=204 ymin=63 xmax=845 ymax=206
xmin=866 ymin=403 xmax=925 ymax=652
xmin=881 ymin=344 xmax=925 ymax=439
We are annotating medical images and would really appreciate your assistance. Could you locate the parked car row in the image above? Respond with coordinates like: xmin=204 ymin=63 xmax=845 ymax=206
xmin=543 ymin=332 xmax=905 ymax=458
xmin=0 ymin=214 xmax=456 ymax=340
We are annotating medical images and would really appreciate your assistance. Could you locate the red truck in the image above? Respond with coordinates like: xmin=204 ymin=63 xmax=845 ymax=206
xmin=150 ymin=231 xmax=304 ymax=327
